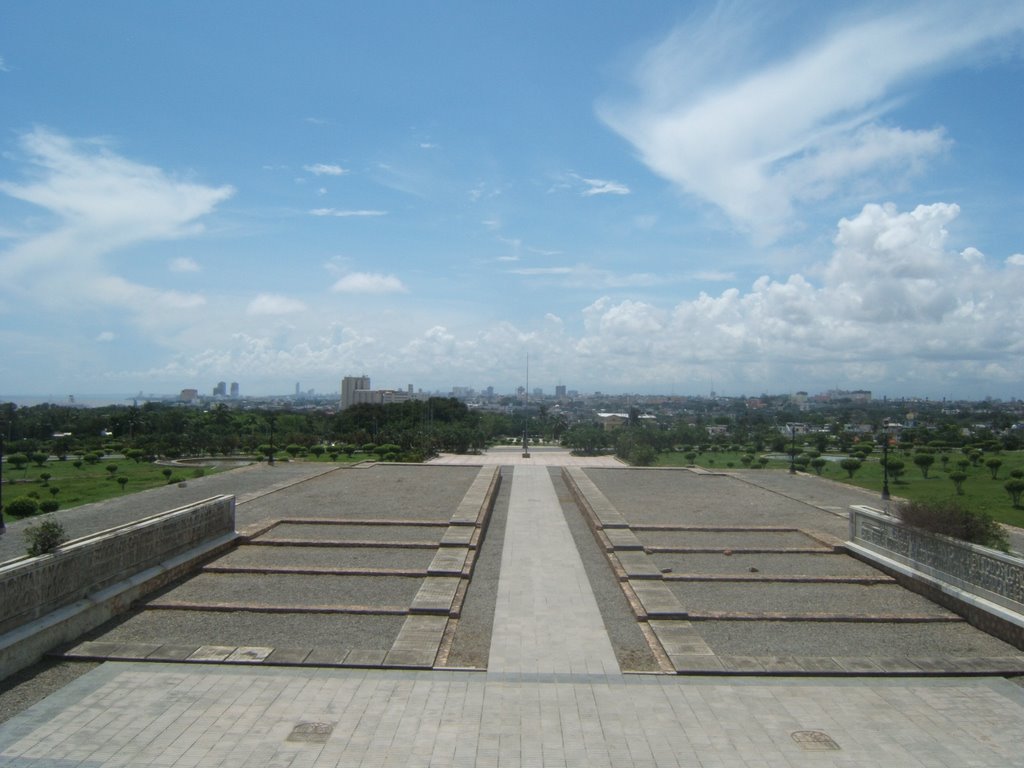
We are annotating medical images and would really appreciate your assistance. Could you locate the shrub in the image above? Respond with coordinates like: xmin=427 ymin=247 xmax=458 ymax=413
xmin=39 ymin=499 xmax=60 ymax=513
xmin=6 ymin=497 xmax=39 ymax=518
xmin=896 ymin=500 xmax=1009 ymax=552
xmin=24 ymin=518 xmax=66 ymax=556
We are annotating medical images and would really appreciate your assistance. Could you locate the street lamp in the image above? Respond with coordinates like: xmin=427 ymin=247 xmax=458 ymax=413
xmin=267 ymin=415 xmax=276 ymax=466
xmin=789 ymin=424 xmax=797 ymax=474
xmin=881 ymin=431 xmax=891 ymax=501
xmin=0 ymin=431 xmax=5 ymax=534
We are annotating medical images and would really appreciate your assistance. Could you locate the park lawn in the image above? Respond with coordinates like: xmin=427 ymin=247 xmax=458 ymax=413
xmin=657 ymin=448 xmax=1024 ymax=529
xmin=1 ymin=458 xmax=222 ymax=521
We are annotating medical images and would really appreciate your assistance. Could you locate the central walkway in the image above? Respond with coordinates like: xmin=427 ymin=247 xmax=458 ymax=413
xmin=489 ymin=466 xmax=620 ymax=675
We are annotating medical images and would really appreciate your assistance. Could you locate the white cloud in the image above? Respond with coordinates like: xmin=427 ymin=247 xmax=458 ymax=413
xmin=96 ymin=331 xmax=115 ymax=342
xmin=1006 ymin=254 xmax=1024 ymax=266
xmin=691 ymin=270 xmax=736 ymax=282
xmin=578 ymin=176 xmax=630 ymax=196
xmin=0 ymin=128 xmax=234 ymax=279
xmin=0 ymin=56 xmax=9 ymax=72
xmin=309 ymin=208 xmax=387 ymax=217
xmin=509 ymin=267 xmax=573 ymax=276
xmin=303 ymin=163 xmax=347 ymax=176
xmin=169 ymin=256 xmax=201 ymax=273
xmin=420 ymin=143 xmax=438 ymax=149
xmin=331 ymin=272 xmax=408 ymax=294
xmin=601 ymin=2 xmax=1024 ymax=242
xmin=246 ymin=294 xmax=307 ymax=316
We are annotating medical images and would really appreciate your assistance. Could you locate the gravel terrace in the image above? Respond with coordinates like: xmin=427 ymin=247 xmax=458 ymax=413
xmin=585 ymin=467 xmax=850 ymax=538
xmin=145 ymin=572 xmax=425 ymax=609
xmin=693 ymin=620 xmax=1023 ymax=657
xmin=82 ymin=609 xmax=407 ymax=651
xmin=649 ymin=551 xmax=884 ymax=577
xmin=633 ymin=529 xmax=828 ymax=549
xmin=210 ymin=544 xmax=436 ymax=571
xmin=255 ymin=522 xmax=443 ymax=543
xmin=667 ymin=581 xmax=958 ymax=617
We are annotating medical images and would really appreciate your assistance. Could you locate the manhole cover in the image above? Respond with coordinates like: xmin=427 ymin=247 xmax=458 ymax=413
xmin=791 ymin=730 xmax=840 ymax=751
xmin=287 ymin=722 xmax=334 ymax=743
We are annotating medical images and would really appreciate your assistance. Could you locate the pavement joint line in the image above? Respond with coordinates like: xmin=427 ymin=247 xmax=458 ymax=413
xmin=245 ymin=538 xmax=439 ymax=548
xmin=201 ymin=565 xmax=428 ymax=577
xmin=661 ymin=573 xmax=897 ymax=583
xmin=682 ymin=612 xmax=966 ymax=622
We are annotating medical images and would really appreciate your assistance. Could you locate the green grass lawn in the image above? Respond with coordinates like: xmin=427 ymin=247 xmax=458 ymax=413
xmin=0 ymin=457 xmax=223 ymax=522
xmin=0 ymin=451 xmax=379 ymax=524
xmin=656 ymin=448 xmax=1024 ymax=528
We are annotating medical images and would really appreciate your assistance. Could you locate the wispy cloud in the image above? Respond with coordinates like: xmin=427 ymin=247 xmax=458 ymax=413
xmin=304 ymin=163 xmax=347 ymax=176
xmin=0 ymin=56 xmax=9 ymax=73
xmin=246 ymin=293 xmax=307 ymax=316
xmin=331 ymin=272 xmax=408 ymax=294
xmin=169 ymin=256 xmax=201 ymax=273
xmin=0 ymin=127 xmax=232 ymax=319
xmin=309 ymin=208 xmax=387 ymax=217
xmin=600 ymin=1 xmax=1024 ymax=242
xmin=577 ymin=175 xmax=630 ymax=196
xmin=96 ymin=331 xmax=115 ymax=342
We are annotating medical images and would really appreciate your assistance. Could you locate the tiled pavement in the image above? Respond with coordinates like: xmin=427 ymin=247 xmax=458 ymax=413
xmin=3 ymin=454 xmax=1024 ymax=766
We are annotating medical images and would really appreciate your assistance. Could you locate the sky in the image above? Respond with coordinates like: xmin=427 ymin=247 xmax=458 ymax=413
xmin=2 ymin=1 xmax=1024 ymax=402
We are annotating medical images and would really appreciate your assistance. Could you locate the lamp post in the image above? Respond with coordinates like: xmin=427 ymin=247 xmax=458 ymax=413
xmin=267 ymin=415 xmax=276 ymax=466
xmin=0 ymin=431 xmax=5 ymax=534
xmin=881 ymin=431 xmax=891 ymax=501
xmin=789 ymin=424 xmax=797 ymax=474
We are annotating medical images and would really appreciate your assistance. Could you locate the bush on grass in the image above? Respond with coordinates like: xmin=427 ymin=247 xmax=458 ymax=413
xmin=896 ymin=499 xmax=1009 ymax=552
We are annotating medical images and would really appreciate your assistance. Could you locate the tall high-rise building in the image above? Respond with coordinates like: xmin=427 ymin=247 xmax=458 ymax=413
xmin=230 ymin=382 xmax=239 ymax=398
xmin=555 ymin=384 xmax=567 ymax=399
xmin=214 ymin=381 xmax=227 ymax=396
xmin=341 ymin=375 xmax=371 ymax=409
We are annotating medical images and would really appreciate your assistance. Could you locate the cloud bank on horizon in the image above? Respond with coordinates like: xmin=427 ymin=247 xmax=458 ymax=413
xmin=1 ymin=1 xmax=1023 ymax=400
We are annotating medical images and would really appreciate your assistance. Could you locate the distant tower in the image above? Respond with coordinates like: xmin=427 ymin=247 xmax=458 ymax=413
xmin=214 ymin=381 xmax=227 ymax=396
xmin=341 ymin=375 xmax=371 ymax=409
xmin=295 ymin=382 xmax=300 ymax=396
xmin=230 ymin=382 xmax=239 ymax=398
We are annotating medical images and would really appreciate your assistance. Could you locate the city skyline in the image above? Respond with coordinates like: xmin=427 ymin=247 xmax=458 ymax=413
xmin=2 ymin=2 xmax=1024 ymax=400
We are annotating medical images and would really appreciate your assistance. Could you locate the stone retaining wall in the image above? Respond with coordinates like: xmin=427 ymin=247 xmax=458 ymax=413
xmin=0 ymin=495 xmax=237 ymax=679
xmin=847 ymin=505 xmax=1024 ymax=649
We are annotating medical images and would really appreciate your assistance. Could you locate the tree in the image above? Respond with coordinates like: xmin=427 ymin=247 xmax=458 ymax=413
xmin=7 ymin=452 xmax=29 ymax=471
xmin=1005 ymin=479 xmax=1024 ymax=508
xmin=885 ymin=459 xmax=905 ymax=483
xmin=126 ymin=448 xmax=145 ymax=464
xmin=949 ymin=471 xmax=968 ymax=495
xmin=117 ymin=476 xmax=129 ymax=492
xmin=810 ymin=457 xmax=827 ymax=475
xmin=309 ymin=445 xmax=326 ymax=459
xmin=913 ymin=454 xmax=935 ymax=478
xmin=39 ymin=472 xmax=52 ymax=486
xmin=285 ymin=444 xmax=304 ymax=458
xmin=106 ymin=463 xmax=118 ymax=478
xmin=985 ymin=458 xmax=1002 ymax=480
xmin=6 ymin=497 xmax=38 ymax=518
xmin=24 ymin=518 xmax=66 ymax=556
xmin=29 ymin=451 xmax=48 ymax=467
xmin=162 ymin=467 xmax=173 ymax=483
xmin=839 ymin=458 xmax=862 ymax=478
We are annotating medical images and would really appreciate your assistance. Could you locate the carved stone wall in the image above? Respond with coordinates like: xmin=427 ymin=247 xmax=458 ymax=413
xmin=849 ymin=505 xmax=1024 ymax=616
xmin=0 ymin=495 xmax=234 ymax=636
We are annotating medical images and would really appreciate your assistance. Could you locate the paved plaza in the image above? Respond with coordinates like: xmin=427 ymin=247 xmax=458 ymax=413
xmin=2 ymin=448 xmax=1024 ymax=766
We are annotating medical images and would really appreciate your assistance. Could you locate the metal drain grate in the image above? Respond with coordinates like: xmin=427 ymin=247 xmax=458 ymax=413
xmin=287 ymin=722 xmax=334 ymax=743
xmin=791 ymin=730 xmax=840 ymax=751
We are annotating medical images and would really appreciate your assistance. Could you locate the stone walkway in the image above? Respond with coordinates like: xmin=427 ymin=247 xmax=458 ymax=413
xmin=488 ymin=465 xmax=619 ymax=676
xmin=3 ymin=460 xmax=1024 ymax=766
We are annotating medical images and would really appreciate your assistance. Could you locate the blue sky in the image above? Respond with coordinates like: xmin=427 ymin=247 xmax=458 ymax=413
xmin=2 ymin=1 xmax=1024 ymax=401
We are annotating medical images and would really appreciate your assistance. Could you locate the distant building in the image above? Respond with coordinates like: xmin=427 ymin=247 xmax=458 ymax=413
xmin=341 ymin=375 xmax=371 ymax=409
xmin=214 ymin=381 xmax=227 ymax=397
xmin=180 ymin=389 xmax=199 ymax=402
xmin=555 ymin=385 xmax=567 ymax=399
xmin=230 ymin=382 xmax=239 ymax=398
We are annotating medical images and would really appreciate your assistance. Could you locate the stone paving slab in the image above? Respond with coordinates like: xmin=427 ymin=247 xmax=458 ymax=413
xmin=426 ymin=546 xmax=470 ymax=575
xmin=409 ymin=576 xmax=461 ymax=615
xmin=8 ymin=663 xmax=1023 ymax=767
xmin=385 ymin=615 xmax=448 ymax=667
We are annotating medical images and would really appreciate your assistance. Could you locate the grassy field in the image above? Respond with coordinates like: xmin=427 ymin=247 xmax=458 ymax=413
xmin=0 ymin=457 xmax=224 ymax=521
xmin=0 ymin=451 xmax=378 ymax=523
xmin=656 ymin=448 xmax=1024 ymax=528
